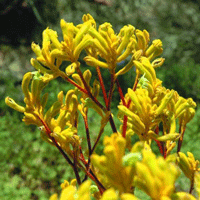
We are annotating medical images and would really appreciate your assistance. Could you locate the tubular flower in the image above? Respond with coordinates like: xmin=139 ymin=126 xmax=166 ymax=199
xmin=50 ymin=180 xmax=139 ymax=200
xmin=171 ymin=192 xmax=196 ymax=200
xmin=30 ymin=13 xmax=164 ymax=80
xmin=72 ymin=69 xmax=100 ymax=99
xmin=118 ymin=87 xmax=179 ymax=142
xmin=177 ymin=152 xmax=199 ymax=181
xmin=6 ymin=71 xmax=48 ymax=127
xmin=101 ymin=188 xmax=139 ymax=200
xmin=31 ymin=14 xmax=95 ymax=78
xmin=6 ymin=72 xmax=80 ymax=152
xmin=91 ymin=134 xmax=135 ymax=193
xmin=50 ymin=180 xmax=91 ymax=200
xmin=118 ymin=57 xmax=196 ymax=146
xmin=195 ymin=172 xmax=200 ymax=199
xmin=134 ymin=149 xmax=180 ymax=200
xmin=85 ymin=22 xmax=136 ymax=75
xmin=135 ymin=29 xmax=163 ymax=61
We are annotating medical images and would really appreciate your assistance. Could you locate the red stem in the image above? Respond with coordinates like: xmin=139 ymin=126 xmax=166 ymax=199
xmin=72 ymin=148 xmax=81 ymax=185
xmin=116 ymin=79 xmax=126 ymax=106
xmin=177 ymin=124 xmax=186 ymax=153
xmin=96 ymin=66 xmax=108 ymax=107
xmin=82 ymin=113 xmax=92 ymax=163
xmin=78 ymin=146 xmax=105 ymax=193
xmin=37 ymin=115 xmax=72 ymax=163
xmin=154 ymin=126 xmax=164 ymax=156
xmin=63 ymin=75 xmax=89 ymax=94
xmin=122 ymin=116 xmax=128 ymax=138
xmin=115 ymin=79 xmax=127 ymax=138
xmin=91 ymin=127 xmax=104 ymax=154
xmin=121 ymin=74 xmax=139 ymax=137
xmin=76 ymin=67 xmax=107 ymax=112
xmin=107 ymin=72 xmax=115 ymax=110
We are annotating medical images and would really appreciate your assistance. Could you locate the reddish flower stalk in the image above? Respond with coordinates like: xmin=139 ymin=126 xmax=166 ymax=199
xmin=76 ymin=67 xmax=107 ymax=113
xmin=78 ymin=146 xmax=105 ymax=193
xmin=63 ymin=74 xmax=88 ymax=94
xmin=177 ymin=124 xmax=186 ymax=153
xmin=72 ymin=148 xmax=81 ymax=185
xmin=91 ymin=127 xmax=105 ymax=154
xmin=96 ymin=66 xmax=108 ymax=107
xmin=115 ymin=79 xmax=126 ymax=106
xmin=79 ymin=147 xmax=88 ymax=165
xmin=37 ymin=115 xmax=69 ymax=160
xmin=122 ymin=116 xmax=128 ymax=138
xmin=115 ymin=79 xmax=128 ymax=137
xmin=107 ymin=72 xmax=115 ymax=110
xmin=154 ymin=126 xmax=166 ymax=157
xmin=82 ymin=113 xmax=92 ymax=159
xmin=121 ymin=74 xmax=139 ymax=137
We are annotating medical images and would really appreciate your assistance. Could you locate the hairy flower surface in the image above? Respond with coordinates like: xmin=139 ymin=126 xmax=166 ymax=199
xmin=91 ymin=134 xmax=135 ymax=193
xmin=134 ymin=148 xmax=180 ymax=200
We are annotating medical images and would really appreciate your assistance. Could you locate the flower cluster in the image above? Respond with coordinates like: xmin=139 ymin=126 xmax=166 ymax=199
xmin=5 ymin=14 xmax=200 ymax=199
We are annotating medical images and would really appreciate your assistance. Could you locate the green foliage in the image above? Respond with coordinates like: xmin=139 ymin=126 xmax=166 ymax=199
xmin=0 ymin=113 xmax=72 ymax=199
xmin=161 ymin=60 xmax=200 ymax=103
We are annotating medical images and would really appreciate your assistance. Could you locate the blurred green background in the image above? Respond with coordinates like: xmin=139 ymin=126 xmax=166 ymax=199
xmin=0 ymin=0 xmax=200 ymax=199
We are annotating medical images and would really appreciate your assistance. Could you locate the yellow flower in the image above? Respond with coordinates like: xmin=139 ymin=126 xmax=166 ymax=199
xmin=31 ymin=14 xmax=95 ymax=78
xmin=177 ymin=152 xmax=199 ymax=180
xmin=85 ymin=22 xmax=136 ymax=75
xmin=91 ymin=134 xmax=135 ymax=193
xmin=6 ymin=72 xmax=80 ymax=151
xmin=134 ymin=149 xmax=180 ymax=200
xmin=50 ymin=180 xmax=91 ymax=200
xmin=171 ymin=192 xmax=196 ymax=200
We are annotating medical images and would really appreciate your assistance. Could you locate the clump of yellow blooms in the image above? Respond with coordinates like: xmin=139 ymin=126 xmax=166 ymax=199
xmin=5 ymin=14 xmax=200 ymax=199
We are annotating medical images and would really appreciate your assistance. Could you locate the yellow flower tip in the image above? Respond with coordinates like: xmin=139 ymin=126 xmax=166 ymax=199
xmin=49 ymin=193 xmax=58 ymax=200
xmin=116 ymin=136 xmax=126 ymax=150
xmin=151 ymin=57 xmax=165 ymax=68
xmin=135 ymin=29 xmax=149 ymax=51
xmin=74 ymin=21 xmax=92 ymax=48
xmin=60 ymin=19 xmax=66 ymax=28
xmin=116 ymin=25 xmax=135 ymax=56
xmin=84 ymin=56 xmax=109 ymax=69
xmin=101 ymin=188 xmax=118 ymax=200
xmin=60 ymin=185 xmax=76 ymax=200
xmin=121 ymin=193 xmax=139 ymax=200
xmin=152 ymin=39 xmax=163 ymax=48
xmin=5 ymin=97 xmax=25 ymax=113
xmin=187 ymin=98 xmax=196 ymax=108
xmin=172 ymin=192 xmax=196 ymax=200
xmin=155 ymin=90 xmax=175 ymax=116
xmin=70 ymin=179 xmax=77 ymax=187
xmin=42 ymin=28 xmax=51 ymax=47
xmin=146 ymin=39 xmax=163 ymax=60
xmin=31 ymin=42 xmax=42 ymax=57
xmin=73 ymin=35 xmax=93 ymax=60
xmin=45 ymin=28 xmax=62 ymax=49
xmin=77 ymin=180 xmax=91 ymax=195
xmin=82 ymin=13 xmax=96 ymax=28
xmin=65 ymin=62 xmax=79 ymax=76
xmin=104 ymin=145 xmax=115 ymax=157
xmin=60 ymin=180 xmax=70 ymax=189
xmin=140 ymin=57 xmax=156 ymax=81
